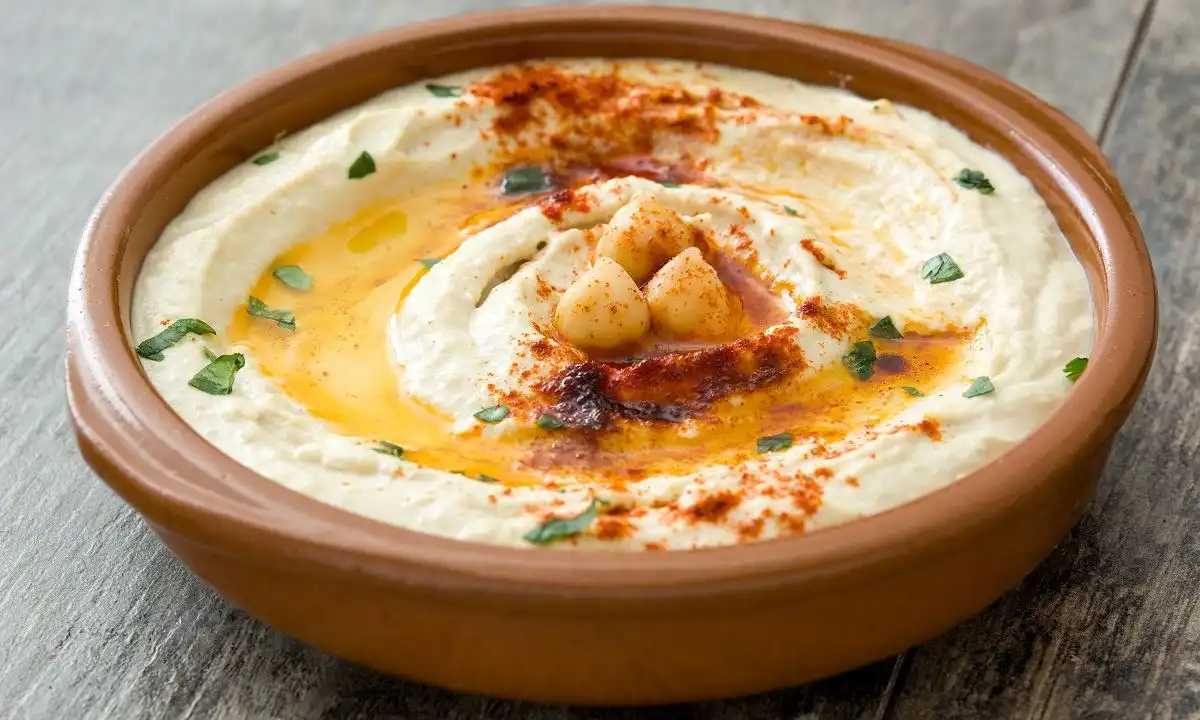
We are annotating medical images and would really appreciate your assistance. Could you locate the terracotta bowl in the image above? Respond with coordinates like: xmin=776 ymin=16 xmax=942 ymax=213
xmin=66 ymin=5 xmax=1156 ymax=706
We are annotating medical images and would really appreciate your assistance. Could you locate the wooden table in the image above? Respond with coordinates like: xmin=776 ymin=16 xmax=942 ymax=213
xmin=4 ymin=1 xmax=1195 ymax=717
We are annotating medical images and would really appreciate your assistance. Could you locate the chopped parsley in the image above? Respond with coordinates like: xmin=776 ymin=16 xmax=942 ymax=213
xmin=425 ymin=83 xmax=462 ymax=98
xmin=954 ymin=168 xmax=995 ymax=194
xmin=474 ymin=405 xmax=509 ymax=423
xmin=523 ymin=499 xmax=600 ymax=545
xmin=868 ymin=316 xmax=903 ymax=340
xmin=246 ymin=296 xmax=295 ymax=330
xmin=347 ymin=151 xmax=376 ymax=180
xmin=188 ymin=353 xmax=245 ymax=395
xmin=536 ymin=413 xmax=565 ymax=430
xmin=920 ymin=253 xmax=965 ymax=284
xmin=841 ymin=340 xmax=878 ymax=381
xmin=135 ymin=318 xmax=216 ymax=361
xmin=476 ymin=474 xmax=499 ymax=484
xmin=963 ymin=376 xmax=995 ymax=398
xmin=1064 ymin=357 xmax=1088 ymax=382
xmin=902 ymin=386 xmax=925 ymax=397
xmin=756 ymin=433 xmax=793 ymax=453
xmin=251 ymin=152 xmax=280 ymax=166
xmin=373 ymin=441 xmax=404 ymax=458
xmin=500 ymin=165 xmax=554 ymax=196
xmin=784 ymin=205 xmax=799 ymax=216
xmin=203 ymin=347 xmax=218 ymax=361
xmin=659 ymin=180 xmax=680 ymax=188
xmin=417 ymin=257 xmax=444 ymax=269
xmin=272 ymin=265 xmax=312 ymax=291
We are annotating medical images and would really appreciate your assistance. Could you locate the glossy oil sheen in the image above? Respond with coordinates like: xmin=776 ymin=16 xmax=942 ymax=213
xmin=228 ymin=177 xmax=969 ymax=486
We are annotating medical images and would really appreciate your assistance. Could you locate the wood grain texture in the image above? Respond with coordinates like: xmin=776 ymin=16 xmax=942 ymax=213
xmin=0 ymin=0 xmax=1167 ymax=718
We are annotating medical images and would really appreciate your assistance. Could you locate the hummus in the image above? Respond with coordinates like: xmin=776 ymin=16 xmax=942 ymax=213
xmin=131 ymin=59 xmax=1093 ymax=550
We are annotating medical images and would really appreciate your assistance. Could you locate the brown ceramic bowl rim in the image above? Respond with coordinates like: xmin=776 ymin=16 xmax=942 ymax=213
xmin=68 ymin=6 xmax=1156 ymax=601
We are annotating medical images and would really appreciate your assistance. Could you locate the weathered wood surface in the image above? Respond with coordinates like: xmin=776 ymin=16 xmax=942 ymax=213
xmin=3 ymin=0 xmax=1191 ymax=717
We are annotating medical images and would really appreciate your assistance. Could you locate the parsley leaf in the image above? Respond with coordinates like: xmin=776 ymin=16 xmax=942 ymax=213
xmin=348 ymin=151 xmax=376 ymax=180
xmin=756 ymin=433 xmax=793 ymax=453
xmin=902 ymin=386 xmax=925 ymax=397
xmin=425 ymin=83 xmax=462 ymax=98
xmin=188 ymin=353 xmax=245 ymax=395
xmin=417 ymin=257 xmax=444 ymax=269
xmin=963 ymin=376 xmax=995 ymax=398
xmin=536 ymin=413 xmax=565 ymax=430
xmin=474 ymin=405 xmax=509 ymax=423
xmin=659 ymin=180 xmax=680 ymax=188
xmin=954 ymin=168 xmax=995 ymax=194
xmin=251 ymin=152 xmax=280 ymax=166
xmin=784 ymin=205 xmax=799 ymax=216
xmin=523 ymin=499 xmax=600 ymax=545
xmin=272 ymin=265 xmax=312 ymax=291
xmin=246 ymin=296 xmax=295 ymax=330
xmin=135 ymin=318 xmax=216 ymax=361
xmin=868 ymin=316 xmax=903 ymax=340
xmin=476 ymin=474 xmax=499 ymax=483
xmin=842 ymin=340 xmax=878 ymax=381
xmin=500 ymin=165 xmax=554 ymax=196
xmin=920 ymin=253 xmax=965 ymax=284
xmin=1064 ymin=357 xmax=1088 ymax=382
xmin=374 ymin=441 xmax=404 ymax=458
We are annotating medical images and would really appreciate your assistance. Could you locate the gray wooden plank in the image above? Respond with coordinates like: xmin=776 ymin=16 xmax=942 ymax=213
xmin=0 ymin=0 xmax=1149 ymax=718
xmin=889 ymin=0 xmax=1200 ymax=717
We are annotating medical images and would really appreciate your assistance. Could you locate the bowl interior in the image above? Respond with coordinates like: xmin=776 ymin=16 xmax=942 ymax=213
xmin=71 ymin=6 xmax=1155 ymax=597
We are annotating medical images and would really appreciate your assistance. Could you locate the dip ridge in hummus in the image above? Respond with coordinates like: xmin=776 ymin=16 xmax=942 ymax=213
xmin=132 ymin=59 xmax=1093 ymax=550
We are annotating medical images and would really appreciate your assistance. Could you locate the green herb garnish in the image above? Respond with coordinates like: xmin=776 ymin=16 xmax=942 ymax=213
xmin=474 ymin=405 xmax=509 ymax=423
xmin=659 ymin=180 xmax=680 ymax=188
xmin=868 ymin=316 xmax=903 ymax=340
xmin=188 ymin=353 xmax=245 ymax=395
xmin=251 ymin=152 xmax=280 ymax=166
xmin=954 ymin=168 xmax=995 ymax=194
xmin=246 ymin=296 xmax=295 ymax=330
xmin=477 ymin=474 xmax=499 ymax=483
xmin=536 ymin=413 xmax=566 ymax=430
xmin=523 ymin=499 xmax=600 ymax=545
xmin=374 ymin=441 xmax=404 ymax=458
xmin=1064 ymin=357 xmax=1088 ymax=382
xmin=784 ymin=205 xmax=799 ymax=216
xmin=902 ymin=386 xmax=925 ymax=397
xmin=963 ymin=376 xmax=995 ymax=398
xmin=920 ymin=253 xmax=965 ymax=284
xmin=500 ymin=165 xmax=553 ymax=196
xmin=756 ymin=433 xmax=793 ymax=453
xmin=425 ymin=83 xmax=462 ymax=98
xmin=841 ymin=340 xmax=878 ymax=381
xmin=272 ymin=265 xmax=312 ymax=291
xmin=135 ymin=318 xmax=216 ymax=361
xmin=348 ymin=151 xmax=376 ymax=180
xmin=417 ymin=257 xmax=444 ymax=269
xmin=203 ymin=347 xmax=217 ymax=361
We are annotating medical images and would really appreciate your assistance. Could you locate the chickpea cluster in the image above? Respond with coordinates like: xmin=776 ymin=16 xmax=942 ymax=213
xmin=553 ymin=193 xmax=739 ymax=350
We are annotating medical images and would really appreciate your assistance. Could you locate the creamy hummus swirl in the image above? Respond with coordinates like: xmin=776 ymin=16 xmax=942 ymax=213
xmin=132 ymin=59 xmax=1092 ymax=549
